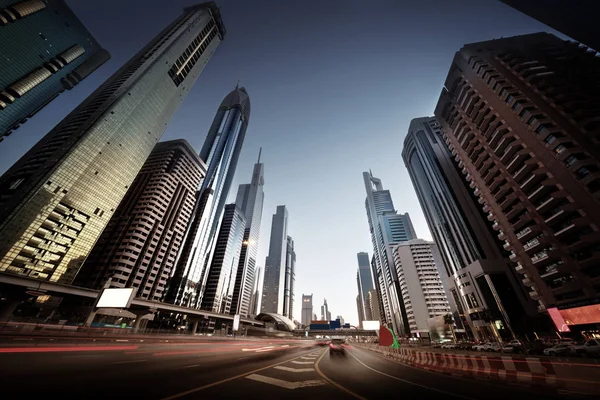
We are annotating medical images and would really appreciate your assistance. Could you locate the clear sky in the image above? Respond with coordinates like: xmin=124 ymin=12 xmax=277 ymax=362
xmin=0 ymin=0 xmax=565 ymax=325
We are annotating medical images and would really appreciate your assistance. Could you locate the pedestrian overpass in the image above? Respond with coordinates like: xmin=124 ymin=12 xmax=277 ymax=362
xmin=294 ymin=329 xmax=378 ymax=337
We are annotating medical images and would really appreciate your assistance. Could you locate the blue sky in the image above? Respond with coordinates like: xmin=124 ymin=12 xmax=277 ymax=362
xmin=0 ymin=0 xmax=565 ymax=325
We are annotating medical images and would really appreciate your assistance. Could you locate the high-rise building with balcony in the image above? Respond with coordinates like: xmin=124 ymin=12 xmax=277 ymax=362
xmin=0 ymin=0 xmax=110 ymax=141
xmin=363 ymin=171 xmax=416 ymax=336
xmin=392 ymin=239 xmax=452 ymax=336
xmin=356 ymin=252 xmax=374 ymax=324
xmin=434 ymin=33 xmax=600 ymax=326
xmin=0 ymin=3 xmax=225 ymax=284
xmin=403 ymin=117 xmax=535 ymax=340
xmin=261 ymin=205 xmax=289 ymax=316
xmin=230 ymin=152 xmax=264 ymax=316
xmin=301 ymin=293 xmax=312 ymax=327
xmin=74 ymin=140 xmax=205 ymax=301
xmin=165 ymin=86 xmax=250 ymax=308
xmin=200 ymin=203 xmax=246 ymax=314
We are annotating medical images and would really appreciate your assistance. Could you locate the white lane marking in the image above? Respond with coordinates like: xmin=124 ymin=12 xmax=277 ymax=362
xmin=274 ymin=366 xmax=314 ymax=372
xmin=347 ymin=350 xmax=476 ymax=400
xmin=245 ymin=374 xmax=325 ymax=389
xmin=181 ymin=364 xmax=202 ymax=369
xmin=113 ymin=359 xmax=147 ymax=365
xmin=242 ymin=346 xmax=275 ymax=352
xmin=291 ymin=360 xmax=314 ymax=364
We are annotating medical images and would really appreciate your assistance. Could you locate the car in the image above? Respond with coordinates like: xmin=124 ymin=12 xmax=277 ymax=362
xmin=501 ymin=340 xmax=525 ymax=354
xmin=569 ymin=339 xmax=600 ymax=357
xmin=472 ymin=342 xmax=490 ymax=351
xmin=329 ymin=338 xmax=346 ymax=356
xmin=473 ymin=342 xmax=502 ymax=352
xmin=543 ymin=344 xmax=571 ymax=356
xmin=441 ymin=343 xmax=459 ymax=349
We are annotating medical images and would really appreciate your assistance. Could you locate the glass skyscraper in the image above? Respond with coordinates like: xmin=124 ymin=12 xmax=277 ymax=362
xmin=230 ymin=153 xmax=264 ymax=317
xmin=363 ymin=171 xmax=416 ymax=336
xmin=356 ymin=252 xmax=374 ymax=324
xmin=166 ymin=86 xmax=251 ymax=308
xmin=0 ymin=0 xmax=110 ymax=141
xmin=261 ymin=205 xmax=289 ymax=316
xmin=0 ymin=3 xmax=226 ymax=284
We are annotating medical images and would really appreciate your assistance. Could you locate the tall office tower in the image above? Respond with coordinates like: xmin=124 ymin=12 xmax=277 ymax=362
xmin=320 ymin=298 xmax=331 ymax=321
xmin=500 ymin=0 xmax=599 ymax=51
xmin=249 ymin=266 xmax=261 ymax=316
xmin=301 ymin=293 xmax=313 ymax=327
xmin=230 ymin=153 xmax=264 ymax=316
xmin=200 ymin=204 xmax=246 ymax=314
xmin=363 ymin=171 xmax=416 ymax=336
xmin=0 ymin=0 xmax=110 ymax=141
xmin=261 ymin=205 xmax=288 ymax=315
xmin=0 ymin=3 xmax=226 ymax=284
xmin=283 ymin=235 xmax=296 ymax=319
xmin=356 ymin=252 xmax=374 ymax=323
xmin=403 ymin=117 xmax=534 ymax=340
xmin=434 ymin=33 xmax=600 ymax=330
xmin=166 ymin=85 xmax=250 ymax=308
xmin=356 ymin=295 xmax=364 ymax=328
xmin=366 ymin=289 xmax=380 ymax=323
xmin=74 ymin=140 xmax=205 ymax=301
xmin=392 ymin=239 xmax=452 ymax=336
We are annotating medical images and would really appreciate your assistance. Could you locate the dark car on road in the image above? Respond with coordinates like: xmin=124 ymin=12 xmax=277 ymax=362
xmin=329 ymin=338 xmax=346 ymax=356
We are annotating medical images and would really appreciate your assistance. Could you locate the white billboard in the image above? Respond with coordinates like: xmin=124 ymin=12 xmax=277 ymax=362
xmin=362 ymin=320 xmax=380 ymax=331
xmin=233 ymin=314 xmax=241 ymax=332
xmin=96 ymin=288 xmax=135 ymax=308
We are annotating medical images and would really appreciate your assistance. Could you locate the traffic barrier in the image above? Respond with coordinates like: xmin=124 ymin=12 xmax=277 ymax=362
xmin=356 ymin=343 xmax=600 ymax=395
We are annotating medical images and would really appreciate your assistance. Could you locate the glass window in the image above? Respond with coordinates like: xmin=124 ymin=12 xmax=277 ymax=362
xmin=544 ymin=135 xmax=556 ymax=144
xmin=565 ymin=155 xmax=578 ymax=166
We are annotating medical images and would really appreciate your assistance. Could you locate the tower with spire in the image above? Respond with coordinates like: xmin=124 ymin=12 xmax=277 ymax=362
xmin=165 ymin=86 xmax=251 ymax=308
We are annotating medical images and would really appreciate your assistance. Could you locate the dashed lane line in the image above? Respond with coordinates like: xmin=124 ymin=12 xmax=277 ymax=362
xmin=245 ymin=374 xmax=325 ymax=389
xmin=273 ymin=366 xmax=315 ymax=373
xmin=345 ymin=349 xmax=476 ymax=400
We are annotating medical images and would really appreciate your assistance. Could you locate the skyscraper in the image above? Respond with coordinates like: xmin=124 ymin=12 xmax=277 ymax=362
xmin=74 ymin=140 xmax=205 ymax=301
xmin=500 ymin=0 xmax=600 ymax=51
xmin=363 ymin=171 xmax=416 ymax=336
xmin=166 ymin=86 xmax=250 ymax=308
xmin=0 ymin=3 xmax=226 ymax=284
xmin=434 ymin=33 xmax=600 ymax=329
xmin=356 ymin=252 xmax=374 ymax=324
xmin=320 ymin=298 xmax=331 ymax=321
xmin=200 ymin=203 xmax=246 ymax=314
xmin=0 ymin=0 xmax=110 ymax=141
xmin=366 ymin=289 xmax=380 ymax=323
xmin=249 ymin=266 xmax=261 ymax=316
xmin=230 ymin=152 xmax=264 ymax=316
xmin=392 ymin=239 xmax=452 ymax=336
xmin=402 ymin=117 xmax=534 ymax=339
xmin=261 ymin=205 xmax=288 ymax=315
xmin=284 ymin=235 xmax=296 ymax=319
xmin=356 ymin=294 xmax=364 ymax=328
xmin=301 ymin=294 xmax=313 ymax=327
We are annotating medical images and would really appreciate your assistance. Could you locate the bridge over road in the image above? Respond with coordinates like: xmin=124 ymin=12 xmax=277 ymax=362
xmin=294 ymin=329 xmax=378 ymax=337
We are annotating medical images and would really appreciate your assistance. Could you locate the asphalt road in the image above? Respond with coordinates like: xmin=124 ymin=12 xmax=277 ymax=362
xmin=0 ymin=340 xmax=590 ymax=399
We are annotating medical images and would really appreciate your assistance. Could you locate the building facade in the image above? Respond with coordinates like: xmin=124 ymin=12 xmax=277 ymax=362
xmin=230 ymin=154 xmax=264 ymax=316
xmin=366 ymin=289 xmax=380 ymax=323
xmin=402 ymin=117 xmax=534 ymax=340
xmin=392 ymin=239 xmax=452 ymax=336
xmin=500 ymin=0 xmax=599 ymax=51
xmin=200 ymin=203 xmax=246 ymax=314
xmin=301 ymin=293 xmax=312 ymax=327
xmin=74 ymin=140 xmax=205 ymax=301
xmin=363 ymin=171 xmax=416 ymax=336
xmin=165 ymin=86 xmax=250 ymax=308
xmin=0 ymin=0 xmax=110 ymax=141
xmin=356 ymin=252 xmax=374 ymax=324
xmin=261 ymin=205 xmax=288 ymax=315
xmin=320 ymin=298 xmax=331 ymax=321
xmin=249 ymin=266 xmax=261 ymax=316
xmin=0 ymin=3 xmax=225 ymax=284
xmin=434 ymin=33 xmax=600 ymax=330
xmin=283 ymin=235 xmax=296 ymax=319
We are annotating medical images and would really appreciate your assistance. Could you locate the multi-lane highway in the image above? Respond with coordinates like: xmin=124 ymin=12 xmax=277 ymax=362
xmin=0 ymin=339 xmax=590 ymax=399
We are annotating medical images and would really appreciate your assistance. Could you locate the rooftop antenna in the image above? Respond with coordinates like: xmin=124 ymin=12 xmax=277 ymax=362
xmin=257 ymin=147 xmax=262 ymax=163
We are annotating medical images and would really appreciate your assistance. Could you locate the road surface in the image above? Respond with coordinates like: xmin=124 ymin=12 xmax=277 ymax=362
xmin=0 ymin=340 xmax=590 ymax=399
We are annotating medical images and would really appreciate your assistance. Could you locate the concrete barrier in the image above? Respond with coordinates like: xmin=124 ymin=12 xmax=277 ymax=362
xmin=356 ymin=343 xmax=600 ymax=396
